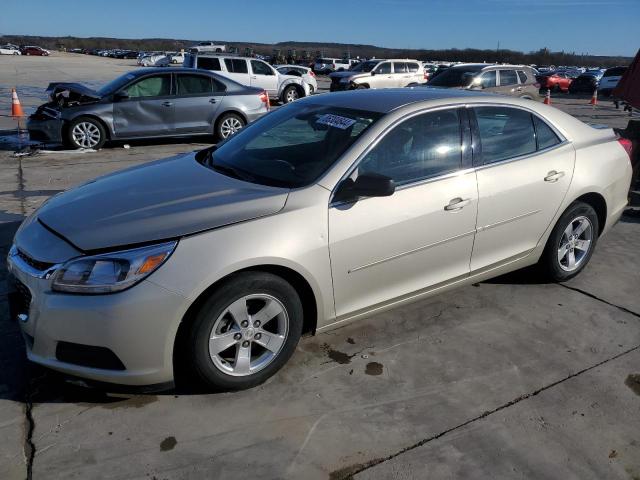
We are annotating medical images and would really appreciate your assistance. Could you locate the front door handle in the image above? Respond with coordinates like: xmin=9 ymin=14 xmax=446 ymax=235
xmin=209 ymin=98 xmax=217 ymax=104
xmin=162 ymin=101 xmax=173 ymax=107
xmin=544 ymin=170 xmax=565 ymax=182
xmin=444 ymin=197 xmax=471 ymax=212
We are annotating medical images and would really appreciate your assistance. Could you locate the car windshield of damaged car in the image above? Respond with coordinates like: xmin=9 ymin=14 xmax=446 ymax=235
xmin=350 ymin=61 xmax=379 ymax=73
xmin=428 ymin=65 xmax=485 ymax=87
xmin=97 ymin=72 xmax=137 ymax=96
xmin=201 ymin=103 xmax=382 ymax=188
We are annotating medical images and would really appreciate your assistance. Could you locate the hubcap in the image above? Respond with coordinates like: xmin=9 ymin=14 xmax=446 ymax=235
xmin=285 ymin=89 xmax=299 ymax=103
xmin=220 ymin=117 xmax=243 ymax=138
xmin=208 ymin=294 xmax=288 ymax=376
xmin=71 ymin=122 xmax=101 ymax=148
xmin=557 ymin=216 xmax=593 ymax=272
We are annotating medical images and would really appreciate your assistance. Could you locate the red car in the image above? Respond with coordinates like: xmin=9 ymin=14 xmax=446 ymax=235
xmin=537 ymin=72 xmax=573 ymax=92
xmin=21 ymin=46 xmax=50 ymax=56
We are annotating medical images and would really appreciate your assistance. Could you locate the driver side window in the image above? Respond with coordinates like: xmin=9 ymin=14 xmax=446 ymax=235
xmin=375 ymin=63 xmax=391 ymax=74
xmin=251 ymin=60 xmax=274 ymax=76
xmin=358 ymin=109 xmax=462 ymax=185
xmin=125 ymin=75 xmax=171 ymax=98
xmin=479 ymin=71 xmax=496 ymax=88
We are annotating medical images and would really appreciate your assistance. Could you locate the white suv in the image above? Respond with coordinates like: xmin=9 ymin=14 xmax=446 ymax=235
xmin=329 ymin=59 xmax=426 ymax=91
xmin=598 ymin=66 xmax=627 ymax=97
xmin=185 ymin=54 xmax=310 ymax=104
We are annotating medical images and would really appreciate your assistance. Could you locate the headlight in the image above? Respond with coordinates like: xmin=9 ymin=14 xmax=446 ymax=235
xmin=51 ymin=241 xmax=177 ymax=294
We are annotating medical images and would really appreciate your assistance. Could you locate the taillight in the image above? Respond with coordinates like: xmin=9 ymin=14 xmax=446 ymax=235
xmin=310 ymin=71 xmax=316 ymax=77
xmin=258 ymin=91 xmax=270 ymax=111
xmin=423 ymin=71 xmax=429 ymax=80
xmin=618 ymin=137 xmax=633 ymax=161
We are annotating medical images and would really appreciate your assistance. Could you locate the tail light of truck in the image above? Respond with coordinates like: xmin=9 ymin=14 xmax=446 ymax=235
xmin=618 ymin=137 xmax=633 ymax=162
xmin=258 ymin=91 xmax=270 ymax=111
xmin=310 ymin=70 xmax=316 ymax=77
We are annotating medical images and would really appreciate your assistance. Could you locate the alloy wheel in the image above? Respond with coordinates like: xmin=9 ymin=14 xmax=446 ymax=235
xmin=285 ymin=88 xmax=299 ymax=103
xmin=71 ymin=122 xmax=101 ymax=148
xmin=557 ymin=216 xmax=593 ymax=272
xmin=220 ymin=117 xmax=243 ymax=138
xmin=208 ymin=294 xmax=289 ymax=376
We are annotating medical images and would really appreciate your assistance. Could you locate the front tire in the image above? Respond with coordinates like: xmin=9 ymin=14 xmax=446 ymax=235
xmin=215 ymin=112 xmax=245 ymax=141
xmin=186 ymin=272 xmax=303 ymax=390
xmin=66 ymin=116 xmax=106 ymax=149
xmin=539 ymin=202 xmax=599 ymax=281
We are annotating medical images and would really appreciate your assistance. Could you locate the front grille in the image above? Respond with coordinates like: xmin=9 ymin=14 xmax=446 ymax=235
xmin=17 ymin=248 xmax=55 ymax=272
xmin=7 ymin=275 xmax=32 ymax=319
xmin=56 ymin=342 xmax=126 ymax=371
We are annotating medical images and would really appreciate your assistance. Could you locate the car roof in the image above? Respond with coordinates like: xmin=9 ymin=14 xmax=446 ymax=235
xmin=299 ymin=87 xmax=507 ymax=113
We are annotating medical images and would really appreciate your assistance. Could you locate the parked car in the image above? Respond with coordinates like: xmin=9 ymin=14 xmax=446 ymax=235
xmin=21 ymin=46 xmax=50 ymax=56
xmin=0 ymin=45 xmax=21 ymax=55
xmin=426 ymin=63 xmax=541 ymax=101
xmin=329 ymin=59 xmax=426 ymax=91
xmin=27 ymin=68 xmax=269 ymax=149
xmin=170 ymin=52 xmax=185 ymax=64
xmin=274 ymin=65 xmax=318 ymax=93
xmin=189 ymin=42 xmax=226 ymax=53
xmin=536 ymin=71 xmax=574 ymax=92
xmin=185 ymin=53 xmax=310 ymax=104
xmin=568 ymin=71 xmax=603 ymax=94
xmin=138 ymin=54 xmax=171 ymax=67
xmin=9 ymin=89 xmax=633 ymax=390
xmin=598 ymin=66 xmax=628 ymax=96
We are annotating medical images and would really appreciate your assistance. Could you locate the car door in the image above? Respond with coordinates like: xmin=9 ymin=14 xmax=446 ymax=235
xmin=329 ymin=108 xmax=477 ymax=318
xmin=370 ymin=62 xmax=393 ymax=88
xmin=496 ymin=69 xmax=521 ymax=96
xmin=250 ymin=60 xmax=278 ymax=96
xmin=172 ymin=73 xmax=224 ymax=134
xmin=392 ymin=62 xmax=410 ymax=87
xmin=112 ymin=73 xmax=174 ymax=138
xmin=470 ymin=106 xmax=574 ymax=271
xmin=222 ymin=58 xmax=250 ymax=85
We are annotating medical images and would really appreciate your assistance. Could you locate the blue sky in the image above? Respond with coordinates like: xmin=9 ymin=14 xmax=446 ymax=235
xmin=1 ymin=0 xmax=638 ymax=56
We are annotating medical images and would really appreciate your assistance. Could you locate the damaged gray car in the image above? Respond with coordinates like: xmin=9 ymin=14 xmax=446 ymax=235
xmin=27 ymin=68 xmax=270 ymax=149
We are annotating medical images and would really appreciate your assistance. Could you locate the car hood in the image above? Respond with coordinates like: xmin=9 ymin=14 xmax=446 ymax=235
xmin=45 ymin=82 xmax=102 ymax=107
xmin=35 ymin=152 xmax=290 ymax=252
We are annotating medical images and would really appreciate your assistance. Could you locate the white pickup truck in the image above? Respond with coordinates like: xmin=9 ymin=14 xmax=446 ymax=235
xmin=185 ymin=54 xmax=310 ymax=104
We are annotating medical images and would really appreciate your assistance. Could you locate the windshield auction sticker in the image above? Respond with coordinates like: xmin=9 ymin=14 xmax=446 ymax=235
xmin=316 ymin=114 xmax=357 ymax=130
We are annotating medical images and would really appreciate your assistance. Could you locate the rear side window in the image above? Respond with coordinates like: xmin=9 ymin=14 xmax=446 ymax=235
xmin=393 ymin=62 xmax=407 ymax=73
xmin=499 ymin=70 xmax=518 ymax=86
xmin=517 ymin=70 xmax=528 ymax=83
xmin=358 ymin=109 xmax=462 ymax=185
xmin=176 ymin=74 xmax=212 ymax=95
xmin=475 ymin=107 xmax=536 ymax=164
xmin=533 ymin=116 xmax=561 ymax=150
xmin=603 ymin=67 xmax=626 ymax=77
xmin=224 ymin=58 xmax=248 ymax=73
xmin=197 ymin=57 xmax=221 ymax=71
xmin=407 ymin=62 xmax=419 ymax=72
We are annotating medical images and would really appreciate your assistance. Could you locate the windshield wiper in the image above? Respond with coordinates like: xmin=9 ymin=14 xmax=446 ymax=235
xmin=210 ymin=161 xmax=255 ymax=182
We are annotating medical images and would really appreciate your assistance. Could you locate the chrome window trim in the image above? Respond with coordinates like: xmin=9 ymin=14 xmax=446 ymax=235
xmin=474 ymin=139 xmax=570 ymax=172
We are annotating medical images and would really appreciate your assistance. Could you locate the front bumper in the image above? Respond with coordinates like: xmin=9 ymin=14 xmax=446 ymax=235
xmin=27 ymin=115 xmax=63 ymax=144
xmin=7 ymin=246 xmax=189 ymax=386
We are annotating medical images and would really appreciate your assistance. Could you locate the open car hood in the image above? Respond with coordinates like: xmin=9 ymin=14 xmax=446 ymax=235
xmin=34 ymin=152 xmax=290 ymax=252
xmin=46 ymin=82 xmax=102 ymax=106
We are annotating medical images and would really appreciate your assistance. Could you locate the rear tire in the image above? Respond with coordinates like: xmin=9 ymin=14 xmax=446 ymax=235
xmin=215 ymin=112 xmax=245 ymax=141
xmin=539 ymin=202 xmax=599 ymax=281
xmin=186 ymin=272 xmax=303 ymax=390
xmin=282 ymin=85 xmax=300 ymax=104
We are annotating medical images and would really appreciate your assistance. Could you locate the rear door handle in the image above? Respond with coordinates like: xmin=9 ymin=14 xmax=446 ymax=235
xmin=444 ymin=197 xmax=471 ymax=212
xmin=209 ymin=98 xmax=217 ymax=104
xmin=544 ymin=170 xmax=565 ymax=182
xmin=162 ymin=101 xmax=173 ymax=107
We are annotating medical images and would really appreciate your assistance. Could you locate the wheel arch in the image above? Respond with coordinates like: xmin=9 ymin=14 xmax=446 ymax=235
xmin=573 ymin=192 xmax=607 ymax=236
xmin=214 ymin=109 xmax=248 ymax=132
xmin=64 ymin=114 xmax=112 ymax=140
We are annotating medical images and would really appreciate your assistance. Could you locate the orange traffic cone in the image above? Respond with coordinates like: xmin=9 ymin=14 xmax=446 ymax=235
xmin=543 ymin=88 xmax=551 ymax=105
xmin=589 ymin=89 xmax=598 ymax=106
xmin=11 ymin=88 xmax=25 ymax=117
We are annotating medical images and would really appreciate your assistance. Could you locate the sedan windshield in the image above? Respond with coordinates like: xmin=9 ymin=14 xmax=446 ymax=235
xmin=203 ymin=103 xmax=383 ymax=188
xmin=428 ymin=66 xmax=484 ymax=87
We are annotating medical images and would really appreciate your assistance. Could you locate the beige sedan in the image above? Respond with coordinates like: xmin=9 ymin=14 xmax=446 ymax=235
xmin=8 ymin=89 xmax=633 ymax=390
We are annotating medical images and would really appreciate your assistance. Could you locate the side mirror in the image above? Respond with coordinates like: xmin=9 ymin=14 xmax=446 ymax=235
xmin=114 ymin=91 xmax=129 ymax=101
xmin=370 ymin=70 xmax=376 ymax=76
xmin=334 ymin=173 xmax=395 ymax=203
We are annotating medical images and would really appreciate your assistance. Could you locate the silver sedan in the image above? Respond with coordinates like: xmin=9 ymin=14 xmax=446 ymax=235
xmin=8 ymin=89 xmax=633 ymax=390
